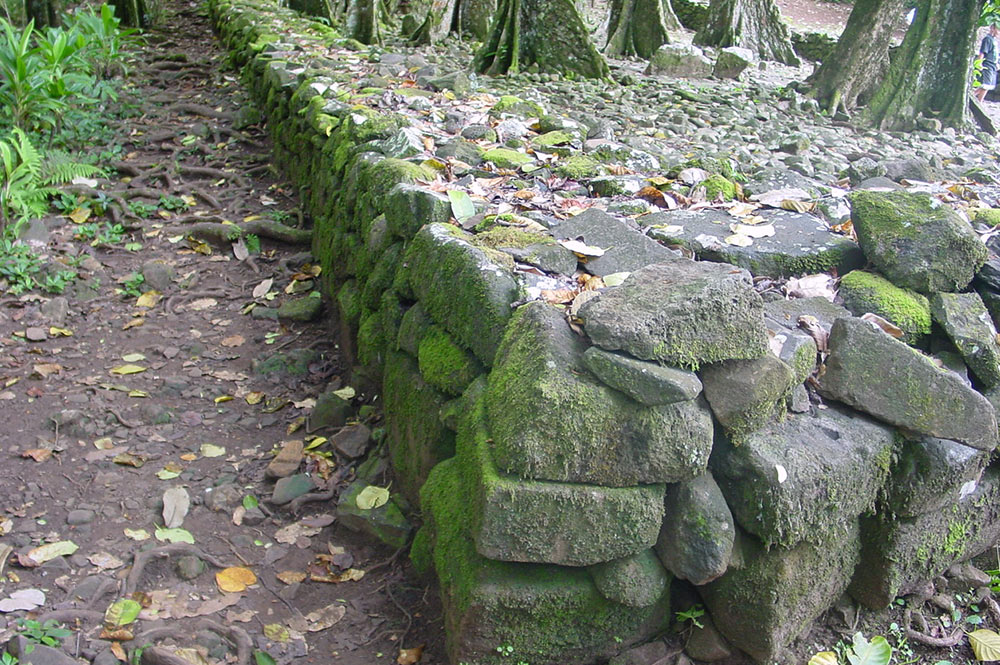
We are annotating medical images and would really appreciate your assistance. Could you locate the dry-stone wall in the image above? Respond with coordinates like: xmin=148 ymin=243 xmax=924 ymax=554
xmin=208 ymin=2 xmax=1000 ymax=663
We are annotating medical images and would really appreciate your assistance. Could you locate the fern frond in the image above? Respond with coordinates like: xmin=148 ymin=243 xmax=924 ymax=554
xmin=11 ymin=128 xmax=42 ymax=178
xmin=41 ymin=153 xmax=102 ymax=185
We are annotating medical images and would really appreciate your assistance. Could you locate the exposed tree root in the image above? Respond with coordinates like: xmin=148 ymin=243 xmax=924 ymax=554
xmin=902 ymin=608 xmax=964 ymax=647
xmin=176 ymin=165 xmax=249 ymax=189
xmin=166 ymin=221 xmax=312 ymax=246
xmin=171 ymin=103 xmax=235 ymax=121
xmin=33 ymin=609 xmax=106 ymax=626
xmin=140 ymin=647 xmax=194 ymax=665
xmin=287 ymin=465 xmax=353 ymax=513
xmin=125 ymin=543 xmax=230 ymax=595
xmin=197 ymin=619 xmax=252 ymax=665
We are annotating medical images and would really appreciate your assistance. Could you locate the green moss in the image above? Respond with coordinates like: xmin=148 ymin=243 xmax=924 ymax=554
xmin=533 ymin=130 xmax=574 ymax=148
xmin=472 ymin=227 xmax=554 ymax=250
xmin=482 ymin=147 xmax=533 ymax=169
xmin=417 ymin=326 xmax=484 ymax=397
xmin=700 ymin=174 xmax=737 ymax=201
xmin=409 ymin=525 xmax=433 ymax=577
xmin=839 ymin=270 xmax=931 ymax=343
xmin=973 ymin=207 xmax=1000 ymax=226
xmin=489 ymin=95 xmax=546 ymax=118
xmin=554 ymin=154 xmax=603 ymax=179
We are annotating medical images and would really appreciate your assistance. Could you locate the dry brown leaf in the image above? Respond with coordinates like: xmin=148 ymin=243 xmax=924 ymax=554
xmin=636 ymin=186 xmax=668 ymax=208
xmin=123 ymin=317 xmax=144 ymax=331
xmin=276 ymin=570 xmax=308 ymax=585
xmin=221 ymin=335 xmax=245 ymax=348
xmin=110 ymin=642 xmax=127 ymax=661
xmin=99 ymin=629 xmax=134 ymax=642
xmin=216 ymin=566 xmax=257 ymax=592
xmin=22 ymin=448 xmax=53 ymax=462
xmin=169 ymin=593 xmax=241 ymax=618
xmin=397 ymin=645 xmax=425 ymax=665
xmin=861 ymin=312 xmax=905 ymax=339
xmin=540 ymin=288 xmax=577 ymax=304
xmin=31 ymin=363 xmax=62 ymax=379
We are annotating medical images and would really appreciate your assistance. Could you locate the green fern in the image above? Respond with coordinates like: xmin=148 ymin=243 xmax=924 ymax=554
xmin=0 ymin=128 xmax=101 ymax=233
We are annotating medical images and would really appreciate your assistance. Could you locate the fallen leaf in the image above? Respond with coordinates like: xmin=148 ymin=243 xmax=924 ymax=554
xmin=603 ymin=272 xmax=630 ymax=287
xmin=253 ymin=650 xmax=277 ymax=665
xmin=88 ymin=552 xmax=124 ymax=570
xmin=111 ymin=641 xmax=128 ymax=660
xmin=123 ymin=317 xmax=144 ymax=330
xmin=98 ymin=628 xmax=134 ymax=642
xmin=253 ymin=279 xmax=274 ymax=299
xmin=216 ymin=566 xmax=257 ymax=592
xmin=332 ymin=386 xmax=355 ymax=400
xmin=169 ymin=593 xmax=241 ymax=618
xmin=162 ymin=487 xmax=191 ymax=529
xmin=263 ymin=624 xmax=289 ymax=642
xmin=214 ymin=395 xmax=233 ymax=404
xmin=355 ymin=485 xmax=390 ymax=510
xmin=245 ymin=391 xmax=265 ymax=405
xmin=447 ymin=189 xmax=476 ymax=222
xmin=275 ymin=523 xmax=323 ymax=544
xmin=201 ymin=443 xmax=226 ymax=458
xmin=0 ymin=588 xmax=45 ymax=612
xmin=111 ymin=364 xmax=146 ymax=375
xmin=780 ymin=199 xmax=815 ymax=213
xmin=136 ymin=291 xmax=161 ymax=309
xmin=808 ymin=652 xmax=838 ymax=665
xmin=730 ymin=223 xmax=775 ymax=238
xmin=156 ymin=466 xmax=182 ymax=480
xmin=785 ymin=274 xmax=836 ymax=302
xmin=113 ymin=452 xmax=146 ymax=468
xmin=723 ymin=233 xmax=753 ymax=247
xmin=221 ymin=335 xmax=245 ymax=347
xmin=861 ymin=312 xmax=905 ymax=339
xmin=155 ymin=527 xmax=195 ymax=544
xmin=558 ymin=238 xmax=605 ymax=257
xmin=123 ymin=352 xmax=146 ymax=361
xmin=105 ymin=598 xmax=142 ymax=627
xmin=225 ymin=609 xmax=255 ymax=623
xmin=124 ymin=528 xmax=150 ymax=541
xmin=188 ymin=298 xmax=217 ymax=311
xmin=172 ymin=648 xmax=210 ymax=665
xmin=20 ymin=540 xmax=78 ymax=567
xmin=276 ymin=570 xmax=307 ymax=585
xmin=32 ymin=363 xmax=63 ymax=378
xmin=48 ymin=327 xmax=73 ymax=337
xmin=397 ymin=645 xmax=424 ymax=665
xmin=22 ymin=448 xmax=53 ymax=462
xmin=969 ymin=628 xmax=1000 ymax=661
xmin=289 ymin=603 xmax=346 ymax=632
xmin=68 ymin=207 xmax=91 ymax=224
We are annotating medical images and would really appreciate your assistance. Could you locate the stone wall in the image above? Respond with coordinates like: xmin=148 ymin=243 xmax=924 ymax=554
xmin=208 ymin=2 xmax=1000 ymax=664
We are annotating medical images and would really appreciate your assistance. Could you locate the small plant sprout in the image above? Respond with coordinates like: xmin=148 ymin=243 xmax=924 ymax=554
xmin=675 ymin=604 xmax=705 ymax=629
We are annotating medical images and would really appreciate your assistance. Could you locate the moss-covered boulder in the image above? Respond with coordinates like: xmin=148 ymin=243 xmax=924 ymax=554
xmin=838 ymin=270 xmax=931 ymax=344
xmin=657 ymin=473 xmax=734 ymax=585
xmin=887 ymin=435 xmax=987 ymax=518
xmin=383 ymin=351 xmax=455 ymax=506
xmin=489 ymin=95 xmax=546 ymax=118
xmin=820 ymin=317 xmax=998 ymax=451
xmin=930 ymin=292 xmax=1000 ymax=389
xmin=486 ymin=302 xmax=714 ymax=486
xmin=579 ymin=261 xmax=769 ymax=369
xmin=417 ymin=325 xmax=484 ymax=396
xmin=849 ymin=190 xmax=987 ymax=293
xmin=384 ymin=183 xmax=452 ymax=241
xmin=850 ymin=466 xmax=1000 ymax=609
xmin=700 ymin=523 xmax=860 ymax=663
xmin=336 ymin=481 xmax=412 ymax=549
xmin=277 ymin=293 xmax=323 ymax=321
xmin=582 ymin=346 xmax=703 ymax=406
xmin=554 ymin=154 xmax=603 ymax=179
xmin=552 ymin=208 xmax=680 ymax=277
xmin=764 ymin=321 xmax=817 ymax=384
xmin=699 ymin=355 xmax=796 ymax=439
xmin=588 ymin=550 xmax=670 ymax=608
xmin=482 ymin=147 xmax=533 ymax=169
xmin=420 ymin=458 xmax=670 ymax=665
xmin=712 ymin=405 xmax=894 ymax=548
xmin=405 ymin=223 xmax=521 ymax=366
xmin=699 ymin=174 xmax=737 ymax=201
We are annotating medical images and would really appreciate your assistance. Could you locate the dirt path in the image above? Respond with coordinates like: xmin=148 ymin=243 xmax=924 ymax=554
xmin=0 ymin=3 xmax=438 ymax=665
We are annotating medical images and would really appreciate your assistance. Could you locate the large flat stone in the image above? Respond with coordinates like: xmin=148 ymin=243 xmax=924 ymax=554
xmin=712 ymin=405 xmax=894 ymax=548
xmin=657 ymin=473 xmax=734 ymax=585
xmin=887 ymin=435 xmax=987 ymax=518
xmin=820 ymin=317 xmax=998 ymax=451
xmin=850 ymin=467 xmax=1000 ymax=609
xmin=764 ymin=296 xmax=852 ymax=334
xmin=404 ymin=223 xmax=520 ymax=366
xmin=849 ymin=190 xmax=987 ymax=293
xmin=418 ymin=459 xmax=670 ymax=665
xmin=645 ymin=208 xmax=864 ymax=278
xmin=700 ymin=355 xmax=796 ymax=439
xmin=579 ymin=261 xmax=769 ymax=369
xmin=930 ymin=292 xmax=1000 ymax=389
xmin=461 ymin=397 xmax=666 ymax=566
xmin=700 ymin=523 xmax=860 ymax=663
xmin=839 ymin=270 xmax=931 ymax=345
xmin=487 ymin=302 xmax=713 ymax=486
xmin=582 ymin=346 xmax=702 ymax=406
xmin=551 ymin=208 xmax=680 ymax=277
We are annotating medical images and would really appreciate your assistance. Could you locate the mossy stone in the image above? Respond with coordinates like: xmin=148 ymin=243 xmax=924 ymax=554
xmin=554 ymin=154 xmax=603 ymax=179
xmin=699 ymin=174 xmax=737 ymax=201
xmin=930 ymin=291 xmax=1000 ymax=389
xmin=489 ymin=95 xmax=546 ymax=118
xmin=839 ymin=270 xmax=931 ymax=344
xmin=588 ymin=550 xmax=670 ymax=608
xmin=336 ymin=280 xmax=362 ymax=330
xmin=533 ymin=130 xmax=574 ymax=148
xmin=253 ymin=348 xmax=320 ymax=377
xmin=417 ymin=325 xmax=483 ymax=397
xmin=700 ymin=355 xmax=796 ymax=439
xmin=482 ymin=147 xmax=533 ymax=169
xmin=337 ymin=481 xmax=412 ymax=549
xmin=277 ymin=293 xmax=323 ymax=322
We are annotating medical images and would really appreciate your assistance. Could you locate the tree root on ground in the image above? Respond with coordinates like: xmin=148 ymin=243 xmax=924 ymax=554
xmin=166 ymin=221 xmax=312 ymax=246
xmin=135 ymin=622 xmax=251 ymax=665
xmin=125 ymin=543 xmax=230 ymax=595
xmin=170 ymin=103 xmax=235 ymax=121
xmin=902 ymin=608 xmax=964 ymax=647
xmin=287 ymin=465 xmax=353 ymax=513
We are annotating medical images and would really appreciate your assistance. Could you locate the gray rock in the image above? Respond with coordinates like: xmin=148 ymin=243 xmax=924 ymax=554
xmin=820 ymin=317 xmax=997 ymax=450
xmin=743 ymin=167 xmax=823 ymax=198
xmin=889 ymin=436 xmax=986 ymax=517
xmin=241 ymin=507 xmax=266 ymax=525
xmin=271 ymin=474 xmax=317 ymax=505
xmin=384 ymin=184 xmax=452 ymax=241
xmin=175 ymin=554 xmax=206 ymax=580
xmin=141 ymin=260 xmax=175 ymax=292
xmin=308 ymin=389 xmax=353 ymax=431
xmin=765 ymin=321 xmax=818 ymax=383
xmin=66 ymin=509 xmax=95 ymax=525
xmin=48 ymin=409 xmax=93 ymax=439
xmin=337 ymin=481 xmax=412 ymax=549
xmin=977 ymin=256 xmax=1000 ymax=292
xmin=764 ymin=296 xmax=852 ymax=334
xmin=645 ymin=207 xmax=864 ymax=278
xmin=607 ymin=640 xmax=670 ymax=665
xmin=685 ymin=615 xmax=734 ymax=662
xmin=646 ymin=44 xmax=713 ymax=78
xmin=92 ymin=649 xmax=120 ymax=665
xmin=379 ymin=127 xmax=425 ymax=159
xmin=551 ymin=208 xmax=680 ymax=277
xmin=930 ymin=292 xmax=1000 ymax=388
xmin=854 ymin=176 xmax=903 ymax=191
xmin=582 ymin=346 xmax=702 ymax=405
xmin=882 ymin=158 xmax=940 ymax=183
xmin=332 ymin=423 xmax=371 ymax=458
xmin=713 ymin=405 xmax=894 ymax=548
xmin=580 ymin=261 xmax=768 ymax=368
xmin=713 ymin=47 xmax=754 ymax=80
xmin=849 ymin=190 xmax=988 ymax=293
xmin=7 ymin=636 xmax=78 ymax=665
xmin=205 ymin=483 xmax=243 ymax=512
xmin=847 ymin=157 xmax=887 ymax=185
xmin=277 ymin=295 xmax=323 ymax=322
xmin=425 ymin=71 xmax=472 ymax=95
xmin=700 ymin=355 xmax=796 ymax=438
xmin=40 ymin=297 xmax=69 ymax=325
xmin=588 ymin=550 xmax=669 ymax=608
xmin=657 ymin=473 xmax=734 ymax=585
xmin=502 ymin=242 xmax=578 ymax=276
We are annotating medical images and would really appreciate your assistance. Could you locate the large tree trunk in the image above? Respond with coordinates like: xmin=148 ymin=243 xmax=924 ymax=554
xmin=25 ymin=0 xmax=60 ymax=27
xmin=288 ymin=0 xmax=336 ymax=22
xmin=861 ymin=0 xmax=981 ymax=130
xmin=661 ymin=0 xmax=682 ymax=31
xmin=458 ymin=0 xmax=495 ymax=40
xmin=694 ymin=0 xmax=799 ymax=65
xmin=806 ymin=0 xmax=904 ymax=115
xmin=2 ymin=0 xmax=28 ymax=26
xmin=346 ymin=0 xmax=383 ymax=43
xmin=108 ymin=0 xmax=150 ymax=27
xmin=604 ymin=0 xmax=671 ymax=58
xmin=474 ymin=0 xmax=610 ymax=78
xmin=407 ymin=0 xmax=456 ymax=44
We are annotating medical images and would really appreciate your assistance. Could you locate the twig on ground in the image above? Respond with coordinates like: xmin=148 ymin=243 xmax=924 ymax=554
xmin=125 ymin=543 xmax=229 ymax=595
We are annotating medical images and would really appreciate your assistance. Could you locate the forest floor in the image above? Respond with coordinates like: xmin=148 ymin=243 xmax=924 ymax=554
xmin=0 ymin=2 xmax=995 ymax=665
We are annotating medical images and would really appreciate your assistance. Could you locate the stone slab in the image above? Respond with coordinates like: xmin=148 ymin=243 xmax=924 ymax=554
xmin=551 ymin=208 xmax=680 ymax=277
xmin=657 ymin=473 xmax=735 ymax=585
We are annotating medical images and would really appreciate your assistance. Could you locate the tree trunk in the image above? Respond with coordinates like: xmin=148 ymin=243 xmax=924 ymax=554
xmin=694 ymin=0 xmax=799 ymax=65
xmin=661 ymin=0 xmax=682 ymax=31
xmin=407 ymin=0 xmax=457 ymax=44
xmin=346 ymin=0 xmax=382 ymax=43
xmin=25 ymin=0 xmax=59 ymax=27
xmin=288 ymin=0 xmax=336 ymax=22
xmin=2 ymin=0 xmax=28 ymax=26
xmin=474 ymin=0 xmax=610 ymax=78
xmin=861 ymin=0 xmax=981 ymax=130
xmin=458 ymin=0 xmax=495 ymax=40
xmin=108 ymin=0 xmax=149 ymax=27
xmin=806 ymin=0 xmax=903 ymax=114
xmin=604 ymin=0 xmax=671 ymax=58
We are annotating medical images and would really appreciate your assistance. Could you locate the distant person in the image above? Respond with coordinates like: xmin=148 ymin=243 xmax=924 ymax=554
xmin=976 ymin=23 xmax=1000 ymax=102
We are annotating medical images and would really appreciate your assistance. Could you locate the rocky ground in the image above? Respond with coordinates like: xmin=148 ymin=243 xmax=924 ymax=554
xmin=3 ymin=1 xmax=1000 ymax=665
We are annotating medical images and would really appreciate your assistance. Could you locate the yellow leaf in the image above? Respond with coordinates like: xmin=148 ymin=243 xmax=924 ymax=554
xmin=48 ymin=327 xmax=73 ymax=337
xmin=190 ymin=241 xmax=212 ymax=255
xmin=201 ymin=443 xmax=226 ymax=458
xmin=216 ymin=566 xmax=257 ymax=592
xmin=243 ymin=214 xmax=262 ymax=222
xmin=111 ymin=364 xmax=146 ymax=375
xmin=356 ymin=485 xmax=390 ymax=510
xmin=723 ymin=234 xmax=753 ymax=247
xmin=128 ymin=390 xmax=149 ymax=398
xmin=181 ymin=195 xmax=197 ymax=207
xmin=263 ymin=624 xmax=289 ymax=642
xmin=780 ymin=199 xmax=815 ymax=213
xmin=214 ymin=395 xmax=234 ymax=404
xmin=304 ymin=437 xmax=327 ymax=451
xmin=123 ymin=317 xmax=144 ymax=330
xmin=246 ymin=391 xmax=265 ymax=405
xmin=970 ymin=629 xmax=1000 ymax=661
xmin=276 ymin=570 xmax=307 ymax=585
xmin=157 ymin=210 xmax=172 ymax=219
xmin=397 ymin=645 xmax=424 ymax=665
xmin=122 ymin=353 xmax=146 ymax=362
xmin=180 ymin=453 xmax=198 ymax=461
xmin=68 ymin=207 xmax=91 ymax=224
xmin=808 ymin=653 xmax=838 ymax=665
xmin=136 ymin=291 xmax=161 ymax=308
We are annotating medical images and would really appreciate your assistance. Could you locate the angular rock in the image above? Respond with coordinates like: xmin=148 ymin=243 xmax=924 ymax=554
xmin=839 ymin=270 xmax=931 ymax=344
xmin=308 ymin=389 xmax=353 ymax=432
xmin=976 ymin=255 xmax=1000 ymax=292
xmin=588 ymin=549 xmax=670 ymax=608
xmin=700 ymin=523 xmax=861 ymax=663
xmin=141 ymin=260 xmax=175 ymax=292
xmin=266 ymin=439 xmax=304 ymax=479
xmin=765 ymin=321 xmax=817 ymax=383
xmin=713 ymin=47 xmax=754 ymax=79
xmin=712 ymin=405 xmax=894 ymax=548
xmin=657 ymin=474 xmax=734 ymax=585
xmin=582 ymin=346 xmax=702 ymax=406
xmin=502 ymin=242 xmax=579 ymax=276
xmin=849 ymin=190 xmax=987 ymax=293
xmin=418 ymin=459 xmax=670 ymax=665
xmin=930 ymin=292 xmax=1000 ymax=388
xmin=607 ymin=640 xmax=670 ymax=665
xmin=7 ymin=636 xmax=79 ymax=665
xmin=645 ymin=43 xmax=712 ymax=77
xmin=850 ymin=467 xmax=1000 ymax=609
xmin=331 ymin=423 xmax=371 ymax=458
xmin=820 ymin=317 xmax=997 ymax=451
xmin=384 ymin=183 xmax=451 ymax=242
xmin=487 ymin=302 xmax=714 ymax=486
xmin=645 ymin=208 xmax=864 ymax=278
xmin=685 ymin=615 xmax=734 ymax=662
xmin=764 ymin=296 xmax=852 ymax=334
xmin=396 ymin=303 xmax=434 ymax=356
xmin=66 ymin=509 xmax=96 ymax=526
xmin=404 ymin=223 xmax=519 ymax=366
xmin=887 ymin=435 xmax=987 ymax=518
xmin=417 ymin=325 xmax=483 ymax=396
xmin=271 ymin=474 xmax=316 ymax=505
xmin=337 ymin=481 xmax=412 ymax=549
xmin=700 ymin=355 xmax=796 ymax=438
xmin=465 ymin=398 xmax=665 ymax=566
xmin=551 ymin=208 xmax=680 ymax=277
xmin=580 ymin=262 xmax=769 ymax=369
